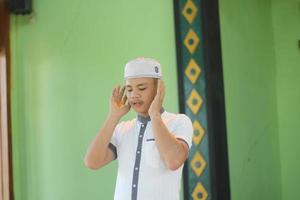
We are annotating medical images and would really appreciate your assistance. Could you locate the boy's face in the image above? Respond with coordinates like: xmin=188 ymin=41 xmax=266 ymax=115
xmin=125 ymin=77 xmax=158 ymax=116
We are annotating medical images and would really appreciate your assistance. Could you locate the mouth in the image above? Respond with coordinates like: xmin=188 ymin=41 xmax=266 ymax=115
xmin=131 ymin=100 xmax=144 ymax=108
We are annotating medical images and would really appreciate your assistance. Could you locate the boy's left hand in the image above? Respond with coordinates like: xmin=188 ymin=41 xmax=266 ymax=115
xmin=149 ymin=79 xmax=165 ymax=117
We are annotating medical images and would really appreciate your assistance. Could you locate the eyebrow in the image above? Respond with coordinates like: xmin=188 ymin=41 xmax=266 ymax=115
xmin=126 ymin=83 xmax=148 ymax=88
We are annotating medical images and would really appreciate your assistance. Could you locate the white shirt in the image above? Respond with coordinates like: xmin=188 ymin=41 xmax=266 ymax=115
xmin=109 ymin=109 xmax=193 ymax=200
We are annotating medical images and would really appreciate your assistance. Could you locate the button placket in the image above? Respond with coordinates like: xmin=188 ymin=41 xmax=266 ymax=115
xmin=131 ymin=122 xmax=147 ymax=200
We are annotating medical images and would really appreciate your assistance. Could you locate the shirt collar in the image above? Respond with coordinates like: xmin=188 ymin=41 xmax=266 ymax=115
xmin=137 ymin=107 xmax=165 ymax=123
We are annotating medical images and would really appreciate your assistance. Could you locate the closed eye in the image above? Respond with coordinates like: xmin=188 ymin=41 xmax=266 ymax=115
xmin=126 ymin=87 xmax=146 ymax=92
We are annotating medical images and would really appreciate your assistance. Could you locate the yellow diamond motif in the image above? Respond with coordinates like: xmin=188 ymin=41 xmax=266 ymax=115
xmin=182 ymin=0 xmax=198 ymax=24
xmin=191 ymin=151 xmax=207 ymax=177
xmin=184 ymin=29 xmax=200 ymax=54
xmin=192 ymin=182 xmax=208 ymax=200
xmin=185 ymin=59 xmax=201 ymax=84
xmin=186 ymin=89 xmax=203 ymax=115
xmin=192 ymin=120 xmax=205 ymax=145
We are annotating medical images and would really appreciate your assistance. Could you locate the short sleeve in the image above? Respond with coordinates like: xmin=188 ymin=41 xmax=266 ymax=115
xmin=172 ymin=114 xmax=193 ymax=150
xmin=108 ymin=122 xmax=123 ymax=160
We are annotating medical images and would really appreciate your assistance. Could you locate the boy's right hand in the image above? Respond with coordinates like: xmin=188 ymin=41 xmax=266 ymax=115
xmin=109 ymin=85 xmax=131 ymax=119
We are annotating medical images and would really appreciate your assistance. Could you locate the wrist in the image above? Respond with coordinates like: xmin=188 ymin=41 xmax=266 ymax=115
xmin=107 ymin=113 xmax=122 ymax=122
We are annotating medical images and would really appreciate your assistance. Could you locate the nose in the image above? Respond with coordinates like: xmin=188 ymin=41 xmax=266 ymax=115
xmin=130 ymin=90 xmax=141 ymax=99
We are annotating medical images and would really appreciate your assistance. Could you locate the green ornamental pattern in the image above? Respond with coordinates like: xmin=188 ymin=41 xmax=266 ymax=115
xmin=176 ymin=0 xmax=212 ymax=199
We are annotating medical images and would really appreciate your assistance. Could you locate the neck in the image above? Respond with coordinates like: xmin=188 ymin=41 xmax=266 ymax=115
xmin=138 ymin=112 xmax=149 ymax=118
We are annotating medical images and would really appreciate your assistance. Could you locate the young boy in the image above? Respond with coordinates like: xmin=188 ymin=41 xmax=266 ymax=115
xmin=84 ymin=57 xmax=193 ymax=200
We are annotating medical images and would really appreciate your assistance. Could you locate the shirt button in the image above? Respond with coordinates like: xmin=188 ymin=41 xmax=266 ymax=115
xmin=135 ymin=167 xmax=138 ymax=171
xmin=141 ymin=124 xmax=145 ymax=127
xmin=137 ymin=151 xmax=140 ymax=154
xmin=133 ymin=184 xmax=136 ymax=188
xmin=139 ymin=135 xmax=142 ymax=138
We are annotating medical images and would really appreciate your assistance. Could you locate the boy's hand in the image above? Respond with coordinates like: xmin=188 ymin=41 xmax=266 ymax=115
xmin=109 ymin=85 xmax=131 ymax=118
xmin=149 ymin=79 xmax=165 ymax=117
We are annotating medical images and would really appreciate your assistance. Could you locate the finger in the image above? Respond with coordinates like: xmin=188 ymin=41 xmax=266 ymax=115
xmin=116 ymin=85 xmax=122 ymax=100
xmin=110 ymin=88 xmax=115 ymax=103
xmin=116 ymin=85 xmax=121 ymax=95
xmin=119 ymin=85 xmax=126 ymax=97
xmin=161 ymin=88 xmax=165 ymax=102
xmin=112 ymin=86 xmax=121 ymax=103
xmin=158 ymin=79 xmax=163 ymax=96
xmin=160 ymin=79 xmax=164 ymax=87
xmin=157 ymin=79 xmax=161 ymax=93
xmin=160 ymin=80 xmax=165 ymax=102
xmin=122 ymin=94 xmax=128 ymax=105
xmin=112 ymin=87 xmax=117 ymax=99
xmin=161 ymin=80 xmax=165 ymax=94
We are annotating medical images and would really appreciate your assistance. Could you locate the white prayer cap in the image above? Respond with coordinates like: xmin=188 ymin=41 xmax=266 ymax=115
xmin=124 ymin=57 xmax=162 ymax=80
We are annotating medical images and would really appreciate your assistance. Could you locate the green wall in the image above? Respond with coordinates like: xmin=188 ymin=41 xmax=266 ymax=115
xmin=10 ymin=1 xmax=180 ymax=200
xmin=220 ymin=0 xmax=300 ymax=199
xmin=10 ymin=0 xmax=300 ymax=199
xmin=219 ymin=0 xmax=282 ymax=199
xmin=272 ymin=0 xmax=300 ymax=199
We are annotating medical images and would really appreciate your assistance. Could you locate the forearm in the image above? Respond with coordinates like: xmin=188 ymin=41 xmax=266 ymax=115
xmin=151 ymin=114 xmax=187 ymax=170
xmin=84 ymin=114 xmax=120 ymax=167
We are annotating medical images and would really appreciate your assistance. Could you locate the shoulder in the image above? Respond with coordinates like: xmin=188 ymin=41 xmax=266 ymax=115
xmin=163 ymin=111 xmax=191 ymax=121
xmin=177 ymin=113 xmax=192 ymax=121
